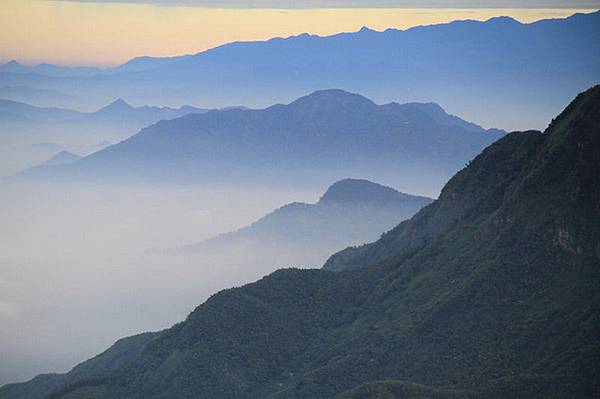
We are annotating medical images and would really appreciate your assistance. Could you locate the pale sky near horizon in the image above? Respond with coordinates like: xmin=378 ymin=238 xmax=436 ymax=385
xmin=0 ymin=0 xmax=596 ymax=67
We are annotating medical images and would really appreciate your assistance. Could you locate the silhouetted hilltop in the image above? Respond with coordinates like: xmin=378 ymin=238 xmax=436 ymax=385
xmin=183 ymin=178 xmax=431 ymax=259
xmin=318 ymin=178 xmax=427 ymax=207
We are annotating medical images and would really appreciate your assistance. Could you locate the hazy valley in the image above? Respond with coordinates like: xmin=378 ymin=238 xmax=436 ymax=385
xmin=0 ymin=5 xmax=599 ymax=399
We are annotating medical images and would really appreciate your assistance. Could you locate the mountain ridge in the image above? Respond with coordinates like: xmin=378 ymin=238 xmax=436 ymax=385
xmin=0 ymin=98 xmax=208 ymax=177
xmin=0 ymin=12 xmax=583 ymax=76
xmin=1 ymin=11 xmax=598 ymax=129
xmin=324 ymin=84 xmax=600 ymax=272
xmin=4 ymin=87 xmax=598 ymax=399
xmin=0 ymin=98 xmax=205 ymax=124
xmin=20 ymin=89 xmax=505 ymax=196
xmin=182 ymin=178 xmax=432 ymax=258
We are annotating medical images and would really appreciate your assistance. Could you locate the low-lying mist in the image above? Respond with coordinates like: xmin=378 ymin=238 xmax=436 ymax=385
xmin=0 ymin=181 xmax=318 ymax=386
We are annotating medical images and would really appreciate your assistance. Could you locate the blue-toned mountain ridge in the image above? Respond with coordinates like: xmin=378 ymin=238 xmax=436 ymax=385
xmin=21 ymin=90 xmax=504 ymax=196
xmin=1 ymin=11 xmax=598 ymax=129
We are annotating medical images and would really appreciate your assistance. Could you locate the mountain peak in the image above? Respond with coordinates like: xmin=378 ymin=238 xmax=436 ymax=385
xmin=319 ymin=178 xmax=416 ymax=206
xmin=97 ymin=98 xmax=134 ymax=113
xmin=289 ymin=89 xmax=376 ymax=111
xmin=109 ymin=98 xmax=131 ymax=107
xmin=0 ymin=60 xmax=26 ymax=72
xmin=486 ymin=15 xmax=521 ymax=25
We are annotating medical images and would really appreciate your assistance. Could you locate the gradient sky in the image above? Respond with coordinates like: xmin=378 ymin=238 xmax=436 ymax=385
xmin=0 ymin=0 xmax=596 ymax=66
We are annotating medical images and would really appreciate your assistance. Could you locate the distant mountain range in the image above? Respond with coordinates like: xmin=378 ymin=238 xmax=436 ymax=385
xmin=0 ymin=99 xmax=82 ymax=123
xmin=0 ymin=98 xmax=206 ymax=127
xmin=1 ymin=11 xmax=598 ymax=129
xmin=0 ymin=86 xmax=76 ymax=108
xmin=178 ymin=178 xmax=432 ymax=269
xmin=3 ymin=85 xmax=598 ymax=399
xmin=0 ymin=60 xmax=101 ymax=78
xmin=17 ymin=89 xmax=505 ymax=196
xmin=0 ymin=55 xmax=188 ymax=77
xmin=0 ymin=98 xmax=207 ymax=177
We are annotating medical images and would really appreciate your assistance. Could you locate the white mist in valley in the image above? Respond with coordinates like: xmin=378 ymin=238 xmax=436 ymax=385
xmin=0 ymin=181 xmax=318 ymax=385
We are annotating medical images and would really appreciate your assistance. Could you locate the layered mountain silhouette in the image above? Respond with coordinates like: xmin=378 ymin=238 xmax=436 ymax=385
xmin=3 ymin=86 xmax=598 ymax=399
xmin=0 ymin=55 xmax=188 ymax=77
xmin=111 ymin=55 xmax=189 ymax=73
xmin=80 ymin=98 xmax=207 ymax=127
xmin=0 ymin=60 xmax=100 ymax=78
xmin=0 ymin=98 xmax=205 ymax=127
xmin=20 ymin=90 xmax=505 ymax=195
xmin=1 ymin=11 xmax=598 ymax=129
xmin=0 ymin=86 xmax=75 ymax=108
xmin=0 ymin=98 xmax=206 ymax=176
xmin=0 ymin=99 xmax=81 ymax=123
xmin=178 ymin=178 xmax=432 ymax=271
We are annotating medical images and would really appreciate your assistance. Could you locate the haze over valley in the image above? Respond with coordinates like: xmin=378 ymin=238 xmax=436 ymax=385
xmin=0 ymin=3 xmax=598 ymax=397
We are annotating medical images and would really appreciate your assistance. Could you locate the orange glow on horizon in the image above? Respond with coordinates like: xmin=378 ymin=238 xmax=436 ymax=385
xmin=0 ymin=0 xmax=593 ymax=67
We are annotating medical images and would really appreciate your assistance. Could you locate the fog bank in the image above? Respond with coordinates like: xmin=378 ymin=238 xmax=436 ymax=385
xmin=0 ymin=182 xmax=317 ymax=385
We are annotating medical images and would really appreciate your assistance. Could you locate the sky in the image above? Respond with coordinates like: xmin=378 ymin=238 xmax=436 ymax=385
xmin=39 ymin=0 xmax=600 ymax=7
xmin=0 ymin=0 xmax=595 ymax=66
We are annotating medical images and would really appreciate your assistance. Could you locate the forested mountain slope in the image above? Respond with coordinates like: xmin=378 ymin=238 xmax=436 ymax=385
xmin=5 ymin=86 xmax=599 ymax=399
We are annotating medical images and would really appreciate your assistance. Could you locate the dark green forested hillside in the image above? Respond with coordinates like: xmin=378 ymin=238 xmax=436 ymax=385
xmin=4 ymin=86 xmax=600 ymax=399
